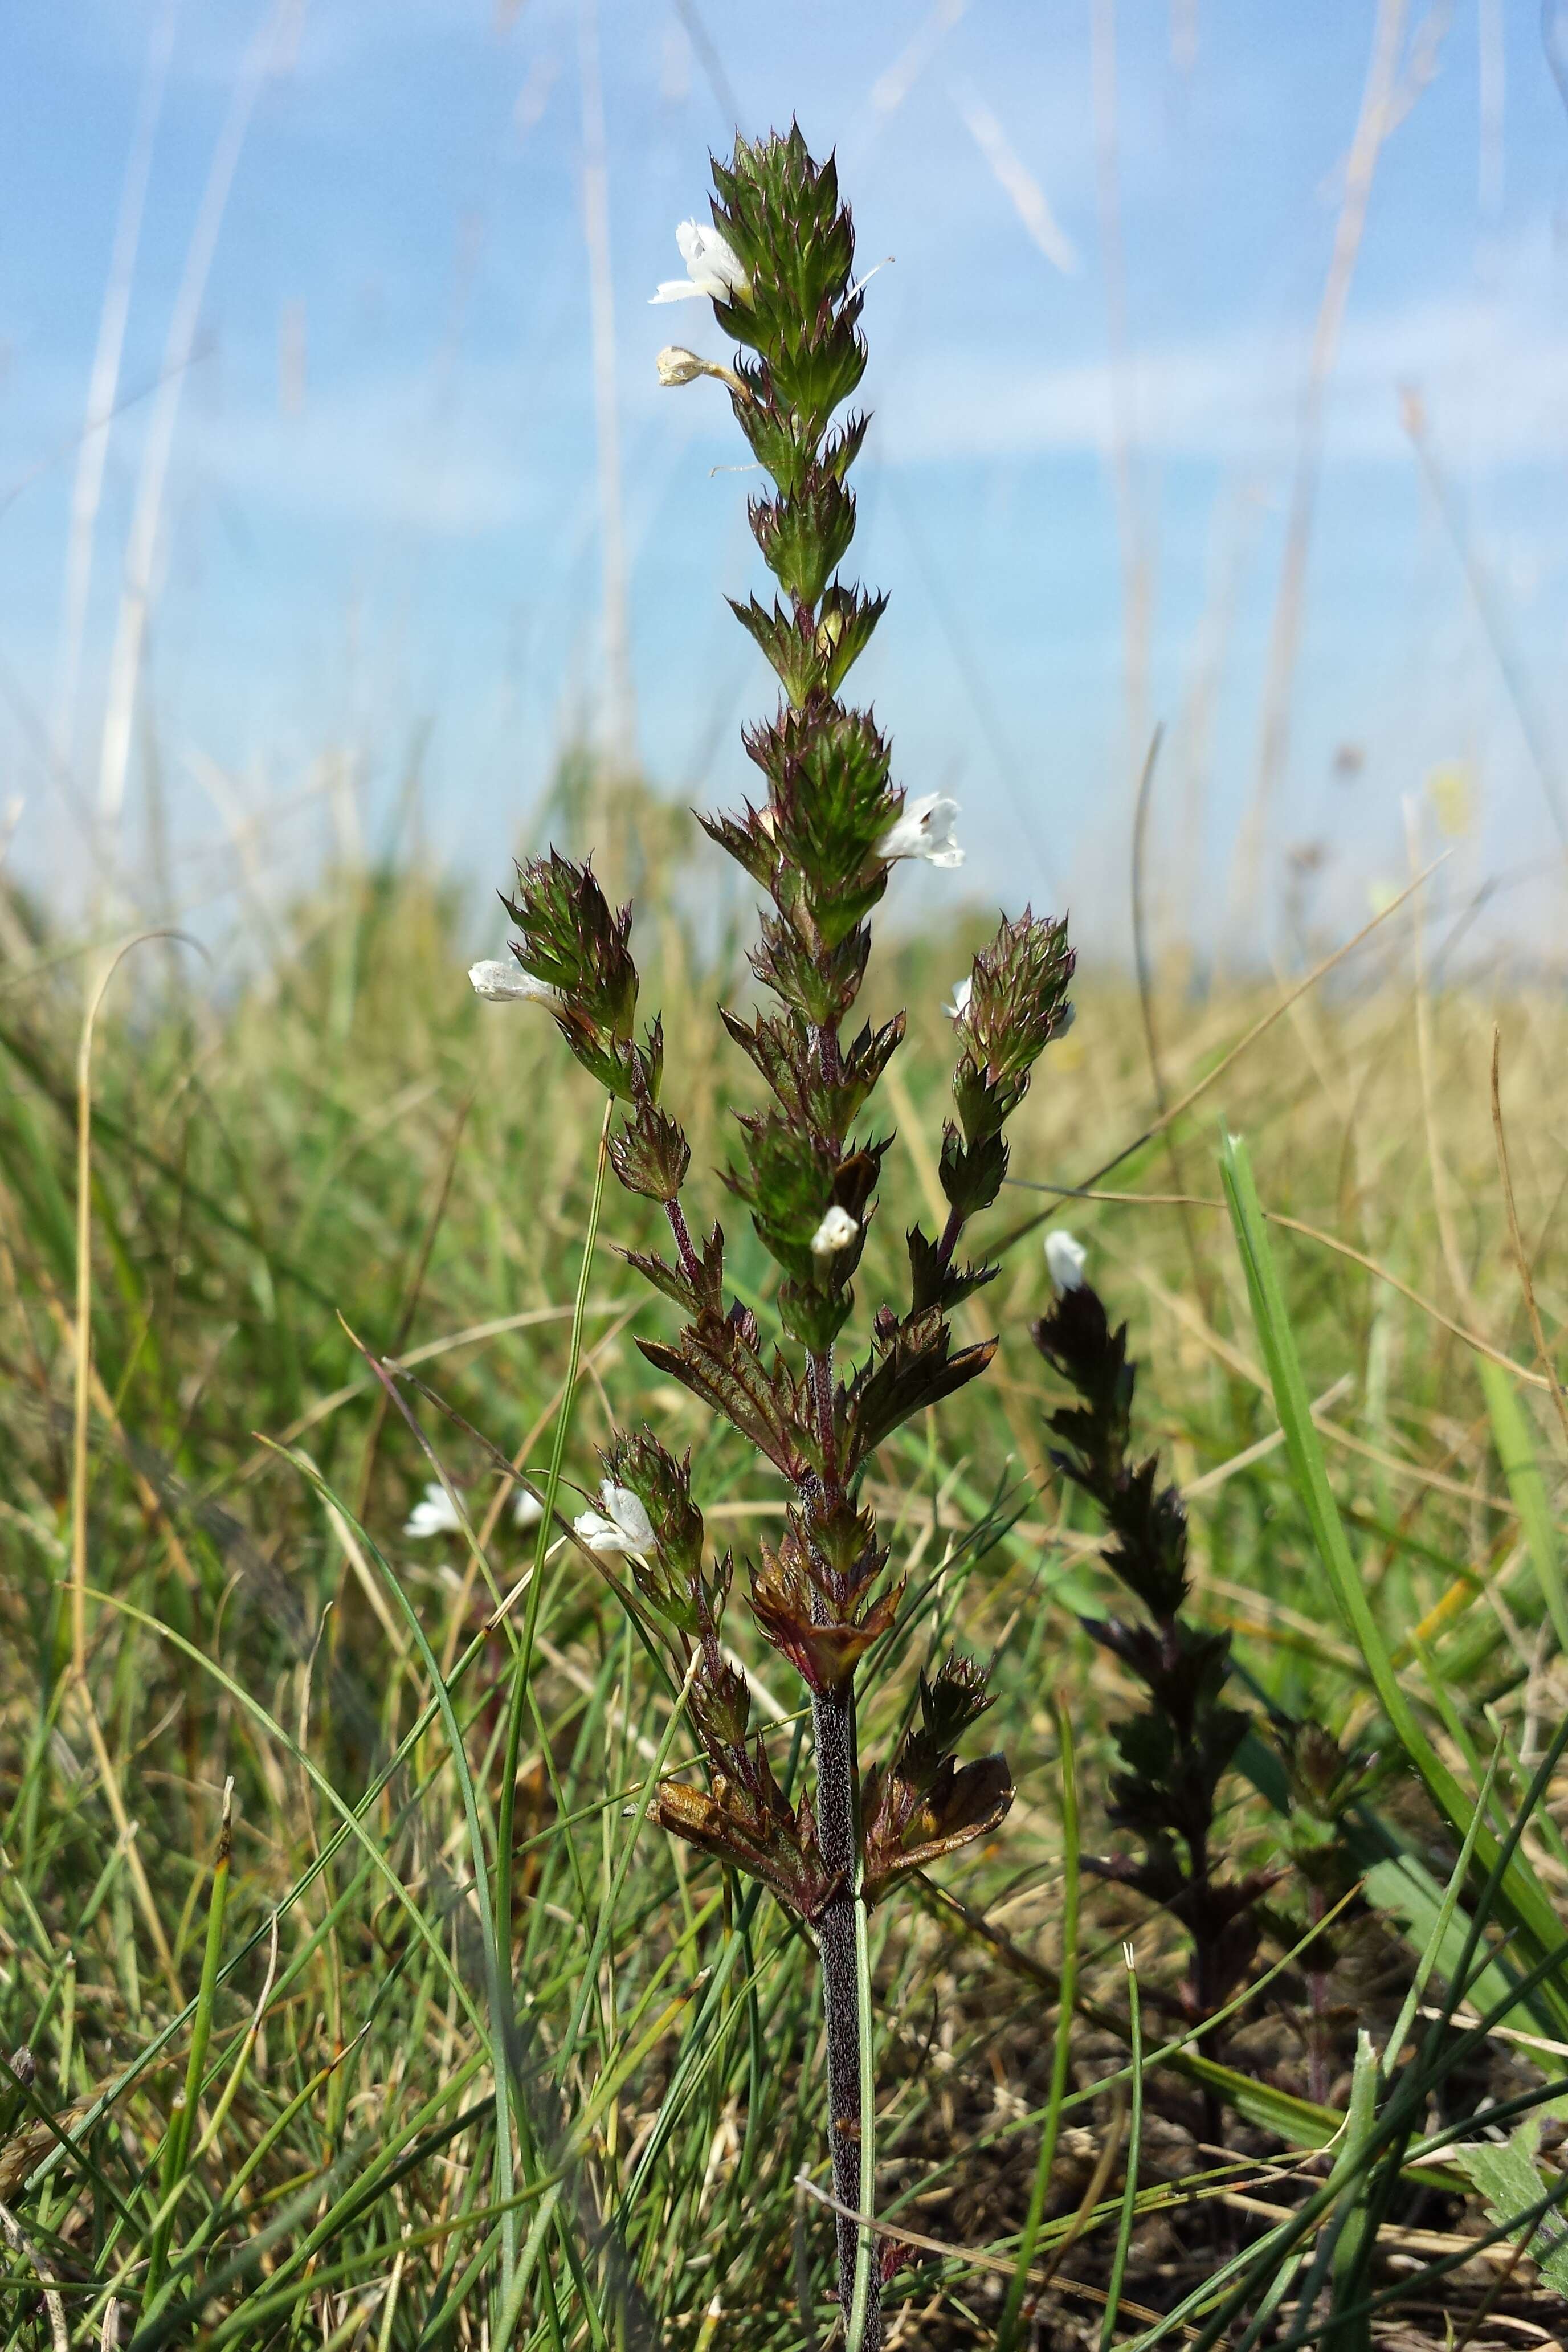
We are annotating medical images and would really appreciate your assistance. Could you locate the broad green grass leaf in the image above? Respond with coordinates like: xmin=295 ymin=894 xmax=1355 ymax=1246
xmin=1220 ymin=1130 xmax=1568 ymax=2043
xmin=1479 ymin=1357 xmax=1568 ymax=1655
xmin=1451 ymin=2106 xmax=1568 ymax=2298
xmin=1363 ymin=1851 xmax=1522 ymax=2023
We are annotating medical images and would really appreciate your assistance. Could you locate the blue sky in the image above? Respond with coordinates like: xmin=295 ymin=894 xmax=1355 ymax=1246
xmin=5 ymin=0 xmax=1568 ymax=960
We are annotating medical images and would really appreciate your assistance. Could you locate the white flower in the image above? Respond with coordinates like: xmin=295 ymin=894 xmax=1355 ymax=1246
xmin=656 ymin=344 xmax=706 ymax=386
xmin=877 ymin=793 xmax=964 ymax=869
xmin=1044 ymin=1230 xmax=1088 ymax=1293
xmin=944 ymin=975 xmax=973 ymax=1021
xmin=655 ymin=343 xmax=750 ymax=402
xmin=469 ymin=958 xmax=555 ymax=1005
xmin=404 ymin=1481 xmax=462 ymax=1540
xmin=513 ymin=1488 xmax=544 ymax=1531
xmin=651 ymin=219 xmax=749 ymax=305
xmin=811 ymin=1206 xmax=860 ymax=1259
xmin=573 ymin=1481 xmax=655 ymax=1559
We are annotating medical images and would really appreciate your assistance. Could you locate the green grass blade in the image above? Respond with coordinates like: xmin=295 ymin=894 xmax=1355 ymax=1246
xmin=998 ymin=1698 xmax=1079 ymax=2352
xmin=846 ymin=1755 xmax=878 ymax=2352
xmin=270 ymin=1452 xmax=575 ymax=2338
xmin=1219 ymin=1128 xmax=1568 ymax=2040
xmin=1479 ymin=1357 xmax=1568 ymax=1655
xmin=1098 ymin=1943 xmax=1144 ymax=2352
xmin=138 ymin=1778 xmax=233 ymax=2314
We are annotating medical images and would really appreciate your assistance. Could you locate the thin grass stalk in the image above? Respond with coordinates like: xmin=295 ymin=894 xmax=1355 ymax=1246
xmin=495 ymin=1098 xmax=614 ymax=2322
xmin=997 ymin=1698 xmax=1080 ymax=2350
xmin=1321 ymin=2032 xmax=1380 ymax=2352
xmin=139 ymin=1778 xmax=233 ymax=2313
xmin=557 ymin=1651 xmax=702 ymax=2068
xmin=845 ymin=1782 xmax=877 ymax=2352
xmin=1220 ymin=1126 xmax=1568 ymax=2038
xmin=995 ymin=856 xmax=1447 ymax=1263
xmin=1231 ymin=0 xmax=1408 ymax=931
xmin=52 ymin=0 xmax=175 ymax=774
xmin=40 ymin=1567 xmax=601 ymax=2212
xmin=1140 ymin=1924 xmax=1568 ymax=2352
xmin=93 ymin=1 xmax=291 ymax=882
xmin=1429 ymin=1713 xmax=1568 ymax=2060
xmin=211 ymin=1471 xmax=581 ymax=2342
xmin=1381 ymin=1742 xmax=1500 ymax=2077
xmin=1099 ymin=1945 xmax=1144 ymax=2351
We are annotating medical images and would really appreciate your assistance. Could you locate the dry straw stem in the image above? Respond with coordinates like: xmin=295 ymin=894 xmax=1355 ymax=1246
xmin=52 ymin=0 xmax=176 ymax=770
xmin=231 ymin=1298 xmax=634 ymax=1487
xmin=0 ymin=2201 xmax=70 ymax=2352
xmin=352 ymin=1084 xmax=475 ymax=1521
xmin=1404 ymin=797 xmax=1477 ymax=1322
xmin=794 ymin=2167 xmax=1169 ymax=2331
xmin=1092 ymin=0 xmax=1154 ymax=824
xmin=1235 ymin=0 xmax=1410 ymax=919
xmin=1489 ymin=1024 xmax=1568 ymax=1456
xmin=94 ymin=0 xmax=292 ymax=870
xmin=1078 ymin=1185 xmax=1550 ymax=1398
xmin=576 ymin=0 xmax=636 ymax=796
xmin=72 ymin=927 xmax=198 ymax=2006
xmin=1403 ymin=390 xmax=1568 ymax=853
xmin=998 ymin=852 xmax=1451 ymax=1259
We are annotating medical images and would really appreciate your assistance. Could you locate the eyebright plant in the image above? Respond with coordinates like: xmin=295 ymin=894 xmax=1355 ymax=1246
xmin=1036 ymin=1242 xmax=1399 ymax=2116
xmin=472 ymin=128 xmax=1075 ymax=2343
xmin=1032 ymin=1234 xmax=1274 ymax=2043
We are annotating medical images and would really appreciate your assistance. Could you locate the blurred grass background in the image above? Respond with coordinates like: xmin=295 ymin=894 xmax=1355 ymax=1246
xmin=3 ymin=753 xmax=1567 ymax=2343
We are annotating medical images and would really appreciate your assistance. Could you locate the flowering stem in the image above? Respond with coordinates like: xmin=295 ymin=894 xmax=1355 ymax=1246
xmin=476 ymin=131 xmax=1068 ymax=2347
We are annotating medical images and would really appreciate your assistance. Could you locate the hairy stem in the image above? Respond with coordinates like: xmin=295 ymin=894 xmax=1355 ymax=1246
xmin=812 ymin=1680 xmax=880 ymax=2347
xmin=810 ymin=1347 xmax=839 ymax=1506
xmin=663 ymin=1196 xmax=701 ymax=1286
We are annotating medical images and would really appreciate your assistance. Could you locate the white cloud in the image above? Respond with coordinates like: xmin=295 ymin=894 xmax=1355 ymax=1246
xmin=187 ymin=379 xmax=536 ymax=533
xmin=879 ymin=283 xmax=1568 ymax=472
xmin=66 ymin=0 xmax=501 ymax=90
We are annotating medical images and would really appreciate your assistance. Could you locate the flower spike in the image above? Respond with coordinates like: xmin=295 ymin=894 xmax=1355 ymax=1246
xmin=468 ymin=129 xmax=1080 ymax=2352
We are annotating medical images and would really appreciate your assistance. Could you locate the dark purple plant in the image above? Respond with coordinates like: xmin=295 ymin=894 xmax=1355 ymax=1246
xmin=1032 ymin=1246 xmax=1272 ymax=2043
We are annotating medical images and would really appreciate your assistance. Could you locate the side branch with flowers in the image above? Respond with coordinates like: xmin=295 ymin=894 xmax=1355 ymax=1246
xmin=472 ymin=127 xmax=1074 ymax=2344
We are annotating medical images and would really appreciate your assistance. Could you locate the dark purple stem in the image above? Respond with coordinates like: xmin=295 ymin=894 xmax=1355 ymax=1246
xmin=934 ymin=1202 xmax=965 ymax=1273
xmin=810 ymin=1348 xmax=840 ymax=1516
xmin=664 ymin=1197 xmax=703 ymax=1288
xmin=805 ymin=1009 xmax=880 ymax=2345
xmin=811 ymin=1680 xmax=877 ymax=2343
